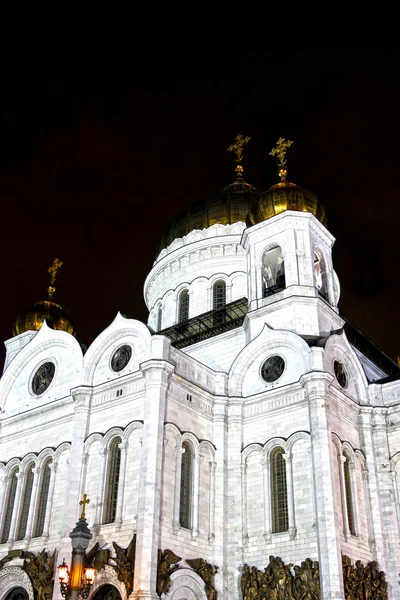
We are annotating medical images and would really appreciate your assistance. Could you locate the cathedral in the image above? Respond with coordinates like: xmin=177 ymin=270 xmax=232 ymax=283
xmin=0 ymin=137 xmax=399 ymax=600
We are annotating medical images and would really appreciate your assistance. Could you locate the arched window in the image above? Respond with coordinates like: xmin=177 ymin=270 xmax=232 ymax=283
xmin=179 ymin=441 xmax=192 ymax=529
xmin=343 ymin=452 xmax=355 ymax=535
xmin=1 ymin=468 xmax=19 ymax=543
xmin=16 ymin=463 xmax=35 ymax=540
xmin=314 ymin=249 xmax=327 ymax=299
xmin=157 ymin=305 xmax=163 ymax=331
xmin=213 ymin=280 xmax=226 ymax=310
xmin=271 ymin=447 xmax=288 ymax=533
xmin=178 ymin=289 xmax=189 ymax=323
xmin=34 ymin=458 xmax=52 ymax=538
xmin=262 ymin=246 xmax=285 ymax=297
xmin=103 ymin=437 xmax=122 ymax=524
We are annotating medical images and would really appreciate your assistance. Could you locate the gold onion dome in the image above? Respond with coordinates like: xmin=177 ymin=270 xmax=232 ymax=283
xmin=159 ymin=134 xmax=258 ymax=253
xmin=12 ymin=259 xmax=77 ymax=338
xmin=246 ymin=138 xmax=327 ymax=227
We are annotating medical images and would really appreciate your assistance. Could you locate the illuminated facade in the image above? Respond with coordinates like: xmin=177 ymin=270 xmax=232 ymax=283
xmin=1 ymin=142 xmax=400 ymax=600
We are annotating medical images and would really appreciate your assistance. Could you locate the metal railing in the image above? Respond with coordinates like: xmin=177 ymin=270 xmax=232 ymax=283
xmin=159 ymin=297 xmax=248 ymax=349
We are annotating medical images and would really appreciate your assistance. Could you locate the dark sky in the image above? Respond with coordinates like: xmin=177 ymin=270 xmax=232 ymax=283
xmin=1 ymin=45 xmax=399 ymax=372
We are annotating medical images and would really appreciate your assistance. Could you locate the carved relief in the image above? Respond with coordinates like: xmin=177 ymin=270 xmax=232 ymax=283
xmin=111 ymin=535 xmax=136 ymax=596
xmin=186 ymin=558 xmax=219 ymax=600
xmin=241 ymin=556 xmax=320 ymax=600
xmin=24 ymin=549 xmax=56 ymax=600
xmin=342 ymin=555 xmax=387 ymax=600
xmin=157 ymin=549 xmax=181 ymax=596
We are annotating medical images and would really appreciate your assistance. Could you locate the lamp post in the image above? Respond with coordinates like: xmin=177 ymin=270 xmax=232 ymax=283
xmin=58 ymin=494 xmax=96 ymax=599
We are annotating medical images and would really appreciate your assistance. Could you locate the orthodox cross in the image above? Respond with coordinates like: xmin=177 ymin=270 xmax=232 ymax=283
xmin=79 ymin=493 xmax=90 ymax=519
xmin=228 ymin=134 xmax=251 ymax=176
xmin=47 ymin=257 xmax=63 ymax=300
xmin=269 ymin=138 xmax=293 ymax=181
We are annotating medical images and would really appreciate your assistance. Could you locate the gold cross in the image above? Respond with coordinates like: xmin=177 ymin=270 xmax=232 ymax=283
xmin=269 ymin=138 xmax=293 ymax=168
xmin=48 ymin=258 xmax=63 ymax=285
xmin=79 ymin=493 xmax=90 ymax=519
xmin=228 ymin=134 xmax=251 ymax=164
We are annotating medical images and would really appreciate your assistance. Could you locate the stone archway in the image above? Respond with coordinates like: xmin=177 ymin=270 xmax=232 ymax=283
xmin=0 ymin=567 xmax=34 ymax=600
xmin=91 ymin=584 xmax=122 ymax=600
xmin=166 ymin=568 xmax=208 ymax=600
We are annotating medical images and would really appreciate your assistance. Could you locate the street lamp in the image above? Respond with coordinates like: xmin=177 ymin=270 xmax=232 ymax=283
xmin=57 ymin=494 xmax=97 ymax=599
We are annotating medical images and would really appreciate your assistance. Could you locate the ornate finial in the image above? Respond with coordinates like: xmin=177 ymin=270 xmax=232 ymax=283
xmin=79 ymin=493 xmax=90 ymax=519
xmin=269 ymin=138 xmax=293 ymax=181
xmin=228 ymin=134 xmax=251 ymax=178
xmin=47 ymin=258 xmax=63 ymax=300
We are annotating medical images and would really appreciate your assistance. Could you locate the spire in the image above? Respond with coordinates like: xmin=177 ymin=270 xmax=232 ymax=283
xmin=47 ymin=257 xmax=63 ymax=301
xmin=228 ymin=134 xmax=251 ymax=181
xmin=269 ymin=138 xmax=293 ymax=182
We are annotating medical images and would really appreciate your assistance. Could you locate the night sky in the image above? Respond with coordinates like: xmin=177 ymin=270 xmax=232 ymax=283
xmin=1 ymin=46 xmax=399 ymax=372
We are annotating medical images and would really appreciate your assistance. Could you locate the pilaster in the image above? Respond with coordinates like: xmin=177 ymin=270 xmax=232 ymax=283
xmin=301 ymin=371 xmax=344 ymax=600
xmin=133 ymin=360 xmax=174 ymax=600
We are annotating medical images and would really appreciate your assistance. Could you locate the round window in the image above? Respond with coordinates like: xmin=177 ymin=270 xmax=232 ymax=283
xmin=261 ymin=355 xmax=285 ymax=383
xmin=111 ymin=345 xmax=132 ymax=372
xmin=32 ymin=362 xmax=55 ymax=395
xmin=334 ymin=360 xmax=347 ymax=388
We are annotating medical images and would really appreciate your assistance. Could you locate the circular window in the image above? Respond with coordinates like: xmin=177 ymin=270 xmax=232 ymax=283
xmin=334 ymin=360 xmax=347 ymax=388
xmin=111 ymin=345 xmax=132 ymax=372
xmin=261 ymin=355 xmax=285 ymax=383
xmin=31 ymin=362 xmax=55 ymax=395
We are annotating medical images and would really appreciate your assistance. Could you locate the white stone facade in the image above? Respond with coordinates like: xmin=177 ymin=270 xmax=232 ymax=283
xmin=0 ymin=210 xmax=399 ymax=600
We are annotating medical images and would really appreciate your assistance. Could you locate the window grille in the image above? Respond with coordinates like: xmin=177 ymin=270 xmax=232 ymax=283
xmin=1 ymin=468 xmax=19 ymax=543
xmin=178 ymin=290 xmax=189 ymax=323
xmin=103 ymin=437 xmax=122 ymax=524
xmin=271 ymin=447 xmax=288 ymax=533
xmin=179 ymin=441 xmax=192 ymax=528
xmin=16 ymin=463 xmax=35 ymax=540
xmin=343 ymin=453 xmax=355 ymax=535
xmin=213 ymin=280 xmax=226 ymax=310
xmin=157 ymin=306 xmax=163 ymax=331
xmin=34 ymin=459 xmax=52 ymax=538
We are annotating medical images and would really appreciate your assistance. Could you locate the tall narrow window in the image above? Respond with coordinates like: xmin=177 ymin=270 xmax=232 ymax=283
xmin=16 ymin=463 xmax=35 ymax=540
xmin=103 ymin=437 xmax=122 ymax=524
xmin=179 ymin=441 xmax=192 ymax=529
xmin=178 ymin=290 xmax=189 ymax=323
xmin=1 ymin=468 xmax=19 ymax=543
xmin=262 ymin=246 xmax=285 ymax=297
xmin=34 ymin=458 xmax=52 ymax=538
xmin=271 ymin=447 xmax=288 ymax=533
xmin=157 ymin=305 xmax=163 ymax=331
xmin=213 ymin=280 xmax=226 ymax=310
xmin=343 ymin=452 xmax=355 ymax=535
xmin=314 ymin=249 xmax=327 ymax=299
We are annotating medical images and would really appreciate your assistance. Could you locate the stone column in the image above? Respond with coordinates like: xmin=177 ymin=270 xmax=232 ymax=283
xmin=359 ymin=408 xmax=384 ymax=563
xmin=349 ymin=462 xmax=360 ymax=537
xmin=261 ymin=457 xmax=271 ymax=542
xmin=283 ymin=452 xmax=297 ymax=540
xmin=134 ymin=360 xmax=174 ymax=600
xmin=93 ymin=448 xmax=108 ymax=531
xmin=300 ymin=372 xmax=344 ymax=600
xmin=115 ymin=441 xmax=128 ymax=530
xmin=390 ymin=468 xmax=400 ymax=537
xmin=191 ymin=452 xmax=201 ymax=540
xmin=208 ymin=460 xmax=216 ymax=544
xmin=241 ymin=462 xmax=248 ymax=545
xmin=58 ymin=386 xmax=92 ymax=570
xmin=0 ymin=472 xmax=7 ymax=537
xmin=42 ymin=462 xmax=57 ymax=541
xmin=23 ymin=466 xmax=41 ymax=544
xmin=371 ymin=408 xmax=400 ymax=599
xmin=212 ymin=397 xmax=228 ymax=599
xmin=226 ymin=398 xmax=244 ymax=600
xmin=8 ymin=470 xmax=24 ymax=544
xmin=338 ymin=454 xmax=350 ymax=540
xmin=172 ymin=442 xmax=183 ymax=534
xmin=361 ymin=468 xmax=375 ymax=553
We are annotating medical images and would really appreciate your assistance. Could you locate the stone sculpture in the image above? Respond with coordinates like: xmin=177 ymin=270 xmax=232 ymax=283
xmin=186 ymin=557 xmax=219 ymax=600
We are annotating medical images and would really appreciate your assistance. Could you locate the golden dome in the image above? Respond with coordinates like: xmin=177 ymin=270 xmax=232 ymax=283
xmin=158 ymin=178 xmax=260 ymax=254
xmin=246 ymin=180 xmax=327 ymax=227
xmin=13 ymin=299 xmax=77 ymax=337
